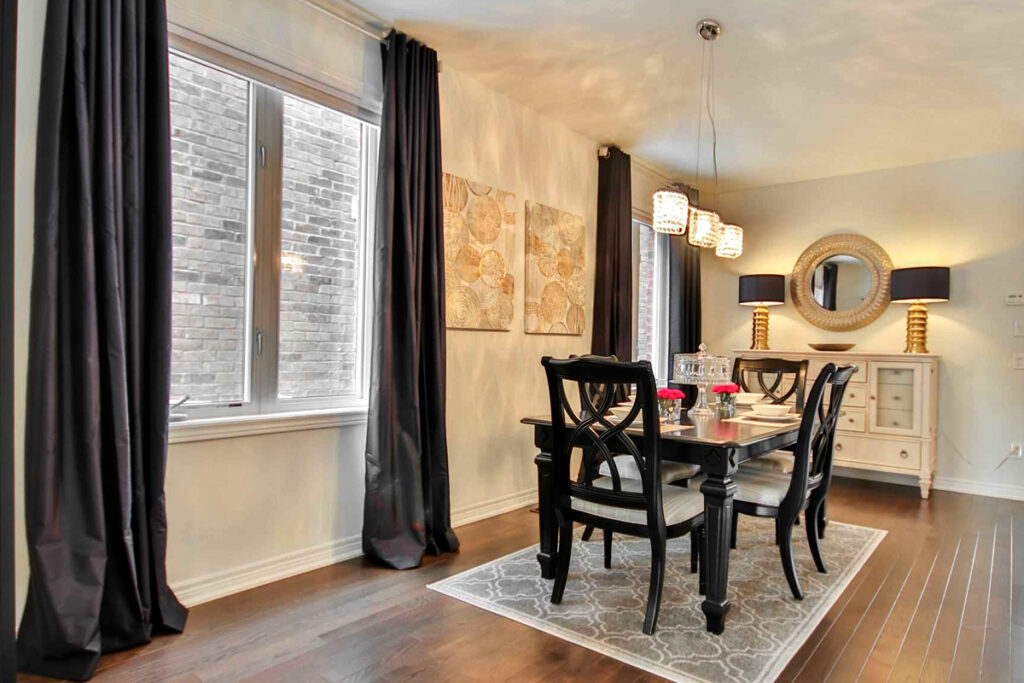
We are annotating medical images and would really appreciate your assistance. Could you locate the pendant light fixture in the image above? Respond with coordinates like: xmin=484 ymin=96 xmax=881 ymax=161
xmin=656 ymin=19 xmax=743 ymax=258
xmin=652 ymin=185 xmax=689 ymax=235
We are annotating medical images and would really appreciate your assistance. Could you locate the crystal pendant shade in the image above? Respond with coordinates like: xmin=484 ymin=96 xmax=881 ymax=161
xmin=687 ymin=207 xmax=721 ymax=248
xmin=652 ymin=189 xmax=689 ymax=235
xmin=715 ymin=223 xmax=743 ymax=258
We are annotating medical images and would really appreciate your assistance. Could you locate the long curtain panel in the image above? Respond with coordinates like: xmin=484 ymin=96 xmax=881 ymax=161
xmin=17 ymin=1 xmax=186 ymax=679
xmin=363 ymin=31 xmax=459 ymax=569
xmin=591 ymin=146 xmax=632 ymax=361
xmin=668 ymin=188 xmax=702 ymax=408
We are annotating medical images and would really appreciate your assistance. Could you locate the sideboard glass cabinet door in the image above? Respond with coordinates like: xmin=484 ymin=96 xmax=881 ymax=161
xmin=868 ymin=362 xmax=923 ymax=437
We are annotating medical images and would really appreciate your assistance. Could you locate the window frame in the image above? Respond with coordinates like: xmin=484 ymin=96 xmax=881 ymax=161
xmin=632 ymin=215 xmax=670 ymax=382
xmin=168 ymin=44 xmax=379 ymax=422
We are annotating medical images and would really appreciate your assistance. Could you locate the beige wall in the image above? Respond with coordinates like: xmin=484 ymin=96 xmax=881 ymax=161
xmin=702 ymin=149 xmax=1024 ymax=497
xmin=440 ymin=68 xmax=599 ymax=517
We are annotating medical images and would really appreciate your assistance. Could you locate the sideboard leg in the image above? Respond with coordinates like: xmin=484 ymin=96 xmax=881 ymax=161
xmin=919 ymin=475 xmax=932 ymax=499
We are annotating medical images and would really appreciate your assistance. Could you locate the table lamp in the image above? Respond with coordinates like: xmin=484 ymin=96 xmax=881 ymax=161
xmin=739 ymin=274 xmax=785 ymax=350
xmin=890 ymin=267 xmax=949 ymax=354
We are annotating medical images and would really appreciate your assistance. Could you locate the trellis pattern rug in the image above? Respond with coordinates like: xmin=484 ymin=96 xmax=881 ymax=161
xmin=429 ymin=517 xmax=885 ymax=683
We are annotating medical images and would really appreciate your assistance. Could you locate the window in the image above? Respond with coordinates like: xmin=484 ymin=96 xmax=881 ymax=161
xmin=634 ymin=219 xmax=669 ymax=380
xmin=169 ymin=51 xmax=377 ymax=419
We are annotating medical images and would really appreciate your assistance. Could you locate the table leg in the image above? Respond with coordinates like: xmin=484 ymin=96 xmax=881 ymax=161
xmin=701 ymin=471 xmax=737 ymax=634
xmin=534 ymin=450 xmax=556 ymax=579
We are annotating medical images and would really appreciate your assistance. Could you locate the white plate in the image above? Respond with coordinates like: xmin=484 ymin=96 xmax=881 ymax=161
xmin=735 ymin=392 xmax=763 ymax=405
xmin=744 ymin=412 xmax=799 ymax=422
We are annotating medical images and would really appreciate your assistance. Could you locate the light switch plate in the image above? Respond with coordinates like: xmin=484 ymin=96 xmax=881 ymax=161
xmin=1015 ymin=353 xmax=1024 ymax=370
xmin=1007 ymin=293 xmax=1024 ymax=306
xmin=1016 ymin=321 xmax=1024 ymax=337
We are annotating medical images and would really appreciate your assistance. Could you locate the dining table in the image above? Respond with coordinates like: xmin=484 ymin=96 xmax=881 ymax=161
xmin=522 ymin=408 xmax=803 ymax=634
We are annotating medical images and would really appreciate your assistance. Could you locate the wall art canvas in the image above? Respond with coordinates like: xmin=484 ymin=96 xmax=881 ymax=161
xmin=443 ymin=173 xmax=516 ymax=330
xmin=524 ymin=201 xmax=586 ymax=335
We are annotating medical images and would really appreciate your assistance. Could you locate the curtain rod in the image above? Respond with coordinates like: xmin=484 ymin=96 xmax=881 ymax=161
xmin=299 ymin=0 xmax=391 ymax=44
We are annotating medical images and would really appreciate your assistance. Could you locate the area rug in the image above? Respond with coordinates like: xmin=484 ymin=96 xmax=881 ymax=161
xmin=428 ymin=517 xmax=885 ymax=683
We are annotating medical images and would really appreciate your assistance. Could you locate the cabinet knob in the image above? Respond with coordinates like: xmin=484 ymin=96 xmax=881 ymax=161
xmin=836 ymin=443 xmax=844 ymax=451
xmin=900 ymin=450 xmax=909 ymax=459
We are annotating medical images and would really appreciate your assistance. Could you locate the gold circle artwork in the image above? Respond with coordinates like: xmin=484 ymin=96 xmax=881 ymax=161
xmin=466 ymin=180 xmax=492 ymax=196
xmin=479 ymin=249 xmax=507 ymax=288
xmin=539 ymin=281 xmax=568 ymax=324
xmin=564 ymin=271 xmax=585 ymax=306
xmin=441 ymin=172 xmax=515 ymax=330
xmin=467 ymin=197 xmax=502 ymax=244
xmin=566 ymin=304 xmax=585 ymax=334
xmin=525 ymin=201 xmax=586 ymax=335
xmin=556 ymin=248 xmax=576 ymax=280
xmin=443 ymin=175 xmax=468 ymax=212
xmin=454 ymin=245 xmax=481 ymax=283
xmin=790 ymin=233 xmax=894 ymax=331
xmin=446 ymin=286 xmax=481 ymax=328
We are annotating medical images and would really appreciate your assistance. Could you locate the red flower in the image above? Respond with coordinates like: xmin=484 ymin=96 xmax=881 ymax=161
xmin=711 ymin=383 xmax=740 ymax=394
xmin=657 ymin=388 xmax=686 ymax=400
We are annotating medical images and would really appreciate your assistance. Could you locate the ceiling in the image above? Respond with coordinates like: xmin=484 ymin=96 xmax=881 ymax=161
xmin=354 ymin=0 xmax=1024 ymax=192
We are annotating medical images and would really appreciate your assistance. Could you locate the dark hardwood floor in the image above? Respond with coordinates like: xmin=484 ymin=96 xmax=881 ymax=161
xmin=19 ymin=478 xmax=1023 ymax=682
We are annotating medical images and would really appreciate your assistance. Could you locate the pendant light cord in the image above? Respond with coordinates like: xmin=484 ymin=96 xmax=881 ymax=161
xmin=693 ymin=40 xmax=707 ymax=191
xmin=707 ymin=40 xmax=719 ymax=210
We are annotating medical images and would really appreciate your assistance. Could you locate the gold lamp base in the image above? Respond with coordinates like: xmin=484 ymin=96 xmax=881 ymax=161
xmin=750 ymin=305 xmax=770 ymax=350
xmin=904 ymin=303 xmax=929 ymax=353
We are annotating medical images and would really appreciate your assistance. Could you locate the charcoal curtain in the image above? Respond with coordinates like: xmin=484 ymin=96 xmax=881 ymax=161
xmin=591 ymin=147 xmax=633 ymax=360
xmin=363 ymin=31 xmax=459 ymax=570
xmin=17 ymin=1 xmax=186 ymax=679
xmin=667 ymin=188 xmax=702 ymax=409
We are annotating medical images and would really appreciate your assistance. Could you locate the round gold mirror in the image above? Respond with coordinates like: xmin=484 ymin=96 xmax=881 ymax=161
xmin=790 ymin=234 xmax=893 ymax=331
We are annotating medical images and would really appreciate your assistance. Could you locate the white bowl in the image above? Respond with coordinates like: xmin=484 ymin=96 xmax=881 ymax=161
xmin=735 ymin=392 xmax=763 ymax=405
xmin=749 ymin=403 xmax=791 ymax=417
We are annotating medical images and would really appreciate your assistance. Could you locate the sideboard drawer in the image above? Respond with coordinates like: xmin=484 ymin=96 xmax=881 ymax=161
xmin=837 ymin=407 xmax=866 ymax=432
xmin=810 ymin=359 xmax=867 ymax=384
xmin=875 ymin=408 xmax=915 ymax=431
xmin=877 ymin=383 xmax=912 ymax=410
xmin=833 ymin=436 xmax=921 ymax=471
xmin=826 ymin=385 xmax=867 ymax=408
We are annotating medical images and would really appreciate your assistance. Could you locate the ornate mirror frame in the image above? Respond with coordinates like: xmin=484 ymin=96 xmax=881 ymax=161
xmin=790 ymin=233 xmax=894 ymax=331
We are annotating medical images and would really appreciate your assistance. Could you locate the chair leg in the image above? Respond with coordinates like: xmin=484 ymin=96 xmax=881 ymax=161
xmin=550 ymin=521 xmax=574 ymax=604
xmin=806 ymin=501 xmax=827 ymax=573
xmin=643 ymin=532 xmax=667 ymax=635
xmin=581 ymin=525 xmax=594 ymax=542
xmin=778 ymin=518 xmax=803 ymax=600
xmin=603 ymin=529 xmax=613 ymax=569
xmin=698 ymin=524 xmax=707 ymax=596
xmin=690 ymin=528 xmax=699 ymax=573
xmin=730 ymin=508 xmax=739 ymax=550
xmin=817 ymin=500 xmax=828 ymax=539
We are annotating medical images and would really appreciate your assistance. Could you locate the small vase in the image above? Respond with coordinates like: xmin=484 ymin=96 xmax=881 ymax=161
xmin=658 ymin=398 xmax=680 ymax=422
xmin=716 ymin=393 xmax=736 ymax=419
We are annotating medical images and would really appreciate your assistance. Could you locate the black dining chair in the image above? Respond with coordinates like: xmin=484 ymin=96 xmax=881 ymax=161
xmin=542 ymin=356 xmax=706 ymax=634
xmin=728 ymin=363 xmax=856 ymax=599
xmin=733 ymin=357 xmax=809 ymax=475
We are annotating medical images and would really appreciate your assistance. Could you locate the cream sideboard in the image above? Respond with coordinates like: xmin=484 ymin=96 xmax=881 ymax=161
xmin=735 ymin=350 xmax=940 ymax=499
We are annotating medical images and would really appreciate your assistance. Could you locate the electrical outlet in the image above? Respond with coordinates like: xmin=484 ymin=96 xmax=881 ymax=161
xmin=1012 ymin=443 xmax=1023 ymax=459
xmin=1016 ymin=321 xmax=1024 ymax=337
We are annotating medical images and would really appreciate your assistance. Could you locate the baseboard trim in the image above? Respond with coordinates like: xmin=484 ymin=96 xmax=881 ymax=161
xmin=932 ymin=476 xmax=1024 ymax=502
xmin=172 ymin=533 xmax=363 ymax=607
xmin=172 ymin=489 xmax=537 ymax=608
xmin=451 ymin=489 xmax=536 ymax=528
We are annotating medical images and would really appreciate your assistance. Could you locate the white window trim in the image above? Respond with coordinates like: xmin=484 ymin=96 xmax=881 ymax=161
xmin=168 ymin=46 xmax=380 ymax=428
xmin=169 ymin=406 xmax=368 ymax=445
xmin=632 ymin=215 xmax=670 ymax=382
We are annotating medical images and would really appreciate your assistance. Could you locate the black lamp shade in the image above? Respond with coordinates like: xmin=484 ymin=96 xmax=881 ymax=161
xmin=739 ymin=274 xmax=785 ymax=306
xmin=891 ymin=267 xmax=950 ymax=303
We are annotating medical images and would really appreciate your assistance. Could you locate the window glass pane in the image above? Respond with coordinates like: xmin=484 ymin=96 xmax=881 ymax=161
xmin=636 ymin=220 xmax=658 ymax=366
xmin=168 ymin=53 xmax=251 ymax=405
xmin=277 ymin=95 xmax=365 ymax=400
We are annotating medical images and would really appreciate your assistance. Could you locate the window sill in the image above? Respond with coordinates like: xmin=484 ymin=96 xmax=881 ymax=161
xmin=168 ymin=407 xmax=369 ymax=445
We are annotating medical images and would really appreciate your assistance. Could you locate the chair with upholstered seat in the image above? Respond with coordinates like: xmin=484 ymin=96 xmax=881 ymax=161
xmin=733 ymin=357 xmax=809 ymax=475
xmin=728 ymin=362 xmax=856 ymax=599
xmin=542 ymin=356 xmax=706 ymax=634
